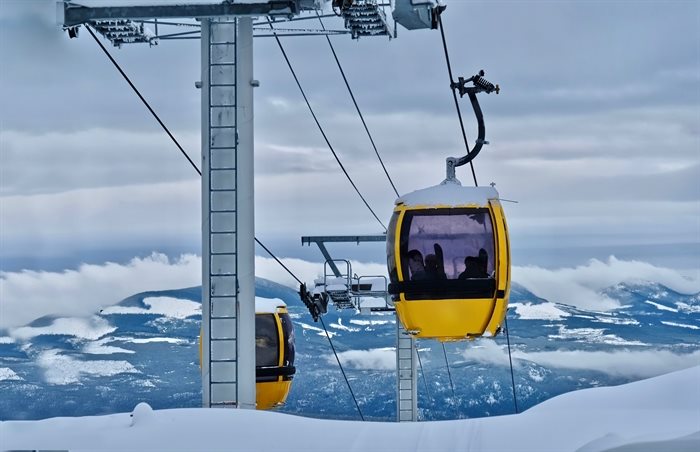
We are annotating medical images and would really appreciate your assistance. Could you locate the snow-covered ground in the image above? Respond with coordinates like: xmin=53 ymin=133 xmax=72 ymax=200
xmin=2 ymin=366 xmax=698 ymax=452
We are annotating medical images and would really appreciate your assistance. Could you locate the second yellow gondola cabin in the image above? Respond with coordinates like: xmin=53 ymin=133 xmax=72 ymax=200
xmin=387 ymin=181 xmax=510 ymax=341
xmin=254 ymin=298 xmax=296 ymax=410
xmin=200 ymin=298 xmax=296 ymax=409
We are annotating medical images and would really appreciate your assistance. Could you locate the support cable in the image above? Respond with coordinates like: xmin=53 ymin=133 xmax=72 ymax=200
xmin=256 ymin=239 xmax=364 ymax=420
xmin=319 ymin=316 xmax=365 ymax=421
xmin=316 ymin=13 xmax=400 ymax=198
xmin=254 ymin=238 xmax=302 ymax=284
xmin=268 ymin=20 xmax=387 ymax=232
xmin=436 ymin=12 xmax=478 ymax=187
xmin=85 ymin=25 xmax=201 ymax=177
xmin=88 ymin=28 xmax=365 ymax=420
xmin=441 ymin=343 xmax=456 ymax=399
xmin=415 ymin=342 xmax=431 ymax=400
xmin=504 ymin=314 xmax=519 ymax=414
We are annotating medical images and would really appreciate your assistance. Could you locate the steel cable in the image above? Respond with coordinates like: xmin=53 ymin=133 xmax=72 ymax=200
xmin=268 ymin=20 xmax=387 ymax=231
xmin=436 ymin=12 xmax=478 ymax=187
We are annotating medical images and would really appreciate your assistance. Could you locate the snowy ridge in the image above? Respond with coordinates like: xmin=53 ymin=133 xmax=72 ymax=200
xmin=0 ymin=367 xmax=22 ymax=382
xmin=100 ymin=296 xmax=200 ymax=319
xmin=1 ymin=277 xmax=699 ymax=421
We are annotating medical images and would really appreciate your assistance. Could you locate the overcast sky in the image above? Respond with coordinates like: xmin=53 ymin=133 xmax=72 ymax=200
xmin=0 ymin=0 xmax=698 ymax=273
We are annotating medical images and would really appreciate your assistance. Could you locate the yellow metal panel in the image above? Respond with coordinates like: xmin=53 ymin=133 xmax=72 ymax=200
xmin=274 ymin=308 xmax=285 ymax=368
xmin=256 ymin=380 xmax=292 ymax=410
xmin=490 ymin=200 xmax=509 ymax=293
xmin=484 ymin=297 xmax=508 ymax=336
xmin=394 ymin=208 xmax=405 ymax=283
xmin=393 ymin=208 xmax=407 ymax=302
xmin=485 ymin=200 xmax=511 ymax=335
xmin=395 ymin=298 xmax=497 ymax=341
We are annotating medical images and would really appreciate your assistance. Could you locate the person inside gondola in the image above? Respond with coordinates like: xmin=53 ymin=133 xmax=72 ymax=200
xmin=478 ymin=248 xmax=489 ymax=277
xmin=459 ymin=252 xmax=489 ymax=279
xmin=425 ymin=243 xmax=447 ymax=280
xmin=407 ymin=249 xmax=427 ymax=281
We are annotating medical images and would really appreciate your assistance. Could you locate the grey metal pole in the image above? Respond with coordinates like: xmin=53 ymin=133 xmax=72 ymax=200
xmin=236 ymin=16 xmax=256 ymax=410
xmin=201 ymin=17 xmax=255 ymax=409
xmin=200 ymin=18 xmax=212 ymax=408
xmin=397 ymin=322 xmax=418 ymax=421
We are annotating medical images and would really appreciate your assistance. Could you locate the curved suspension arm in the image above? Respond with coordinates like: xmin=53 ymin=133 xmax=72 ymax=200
xmin=451 ymin=70 xmax=499 ymax=167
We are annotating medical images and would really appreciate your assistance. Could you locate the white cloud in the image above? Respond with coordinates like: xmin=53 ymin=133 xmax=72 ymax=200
xmin=512 ymin=256 xmax=700 ymax=311
xmin=1 ymin=252 xmax=379 ymax=331
xmin=37 ymin=349 xmax=139 ymax=385
xmin=0 ymin=128 xmax=199 ymax=196
xmin=3 ymin=252 xmax=697 ymax=331
xmin=331 ymin=348 xmax=396 ymax=370
xmin=11 ymin=316 xmax=116 ymax=342
xmin=459 ymin=340 xmax=700 ymax=379
xmin=0 ymin=180 xmax=201 ymax=257
xmin=515 ymin=349 xmax=700 ymax=379
xmin=459 ymin=340 xmax=515 ymax=368
xmin=0 ymin=253 xmax=201 ymax=330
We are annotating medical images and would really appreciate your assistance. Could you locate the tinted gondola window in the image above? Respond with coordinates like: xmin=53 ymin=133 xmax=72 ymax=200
xmin=401 ymin=208 xmax=495 ymax=281
xmin=280 ymin=313 xmax=295 ymax=369
xmin=255 ymin=314 xmax=279 ymax=368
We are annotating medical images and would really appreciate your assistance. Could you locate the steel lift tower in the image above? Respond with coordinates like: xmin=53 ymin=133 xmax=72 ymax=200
xmin=58 ymin=0 xmax=439 ymax=418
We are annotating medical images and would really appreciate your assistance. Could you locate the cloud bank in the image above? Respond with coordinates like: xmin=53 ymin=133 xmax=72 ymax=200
xmin=331 ymin=348 xmax=396 ymax=371
xmin=37 ymin=349 xmax=139 ymax=385
xmin=515 ymin=349 xmax=700 ymax=379
xmin=513 ymin=256 xmax=700 ymax=310
xmin=2 ymin=253 xmax=697 ymax=331
xmin=0 ymin=253 xmax=200 ymax=330
xmin=459 ymin=339 xmax=700 ymax=379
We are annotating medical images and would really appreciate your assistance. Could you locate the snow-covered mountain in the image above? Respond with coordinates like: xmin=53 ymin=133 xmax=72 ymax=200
xmin=1 ymin=278 xmax=698 ymax=421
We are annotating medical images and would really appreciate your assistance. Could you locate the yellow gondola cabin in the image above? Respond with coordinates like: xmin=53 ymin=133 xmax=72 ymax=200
xmin=200 ymin=298 xmax=295 ymax=409
xmin=387 ymin=182 xmax=510 ymax=341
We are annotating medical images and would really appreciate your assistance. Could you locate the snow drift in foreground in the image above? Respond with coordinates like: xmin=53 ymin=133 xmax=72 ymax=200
xmin=2 ymin=366 xmax=698 ymax=452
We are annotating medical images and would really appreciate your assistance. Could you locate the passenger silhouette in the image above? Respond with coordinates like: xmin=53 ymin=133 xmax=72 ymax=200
xmin=425 ymin=243 xmax=447 ymax=280
xmin=478 ymin=248 xmax=489 ymax=277
xmin=407 ymin=249 xmax=427 ymax=281
xmin=459 ymin=251 xmax=488 ymax=279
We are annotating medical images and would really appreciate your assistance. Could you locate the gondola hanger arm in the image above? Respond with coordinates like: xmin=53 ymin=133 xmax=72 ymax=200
xmin=448 ymin=70 xmax=499 ymax=170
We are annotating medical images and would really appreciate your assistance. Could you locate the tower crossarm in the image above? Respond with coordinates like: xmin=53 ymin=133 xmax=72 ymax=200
xmin=59 ymin=1 xmax=305 ymax=28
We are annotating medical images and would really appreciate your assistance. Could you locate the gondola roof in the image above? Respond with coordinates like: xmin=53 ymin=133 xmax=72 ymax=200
xmin=396 ymin=182 xmax=499 ymax=208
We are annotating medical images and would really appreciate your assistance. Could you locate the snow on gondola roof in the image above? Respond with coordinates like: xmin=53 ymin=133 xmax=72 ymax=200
xmin=396 ymin=182 xmax=499 ymax=208
xmin=255 ymin=297 xmax=286 ymax=314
